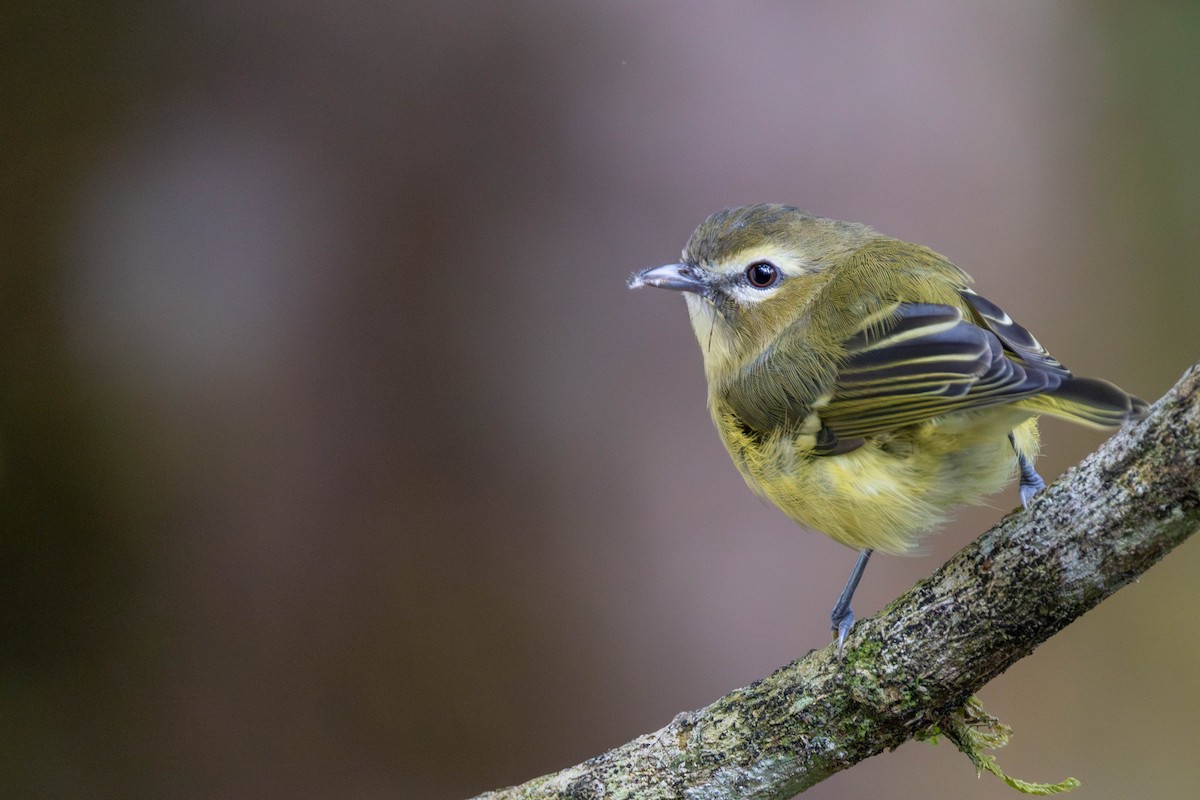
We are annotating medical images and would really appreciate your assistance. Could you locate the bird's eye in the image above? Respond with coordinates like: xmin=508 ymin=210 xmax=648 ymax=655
xmin=745 ymin=261 xmax=780 ymax=289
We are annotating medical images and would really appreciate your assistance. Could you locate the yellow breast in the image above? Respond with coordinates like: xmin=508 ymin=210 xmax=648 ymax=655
xmin=713 ymin=404 xmax=1039 ymax=553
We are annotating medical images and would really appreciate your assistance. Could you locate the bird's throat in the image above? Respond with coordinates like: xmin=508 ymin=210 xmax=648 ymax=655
xmin=684 ymin=293 xmax=744 ymax=387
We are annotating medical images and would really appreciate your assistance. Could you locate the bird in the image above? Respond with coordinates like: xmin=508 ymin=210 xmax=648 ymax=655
xmin=628 ymin=204 xmax=1148 ymax=652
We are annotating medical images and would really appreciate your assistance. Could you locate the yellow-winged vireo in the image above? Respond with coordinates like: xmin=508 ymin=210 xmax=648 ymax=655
xmin=629 ymin=204 xmax=1147 ymax=651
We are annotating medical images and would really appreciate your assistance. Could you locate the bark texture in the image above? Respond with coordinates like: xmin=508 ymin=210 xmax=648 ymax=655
xmin=471 ymin=362 xmax=1200 ymax=800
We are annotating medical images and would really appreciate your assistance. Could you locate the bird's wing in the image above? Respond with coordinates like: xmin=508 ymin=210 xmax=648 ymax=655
xmin=812 ymin=302 xmax=1064 ymax=453
xmin=958 ymin=288 xmax=1071 ymax=378
xmin=956 ymin=289 xmax=1144 ymax=427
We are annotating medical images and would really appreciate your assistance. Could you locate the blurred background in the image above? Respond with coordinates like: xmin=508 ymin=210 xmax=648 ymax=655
xmin=3 ymin=2 xmax=1198 ymax=798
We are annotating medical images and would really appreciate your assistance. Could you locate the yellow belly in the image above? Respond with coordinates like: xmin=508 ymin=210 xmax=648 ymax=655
xmin=716 ymin=407 xmax=1040 ymax=553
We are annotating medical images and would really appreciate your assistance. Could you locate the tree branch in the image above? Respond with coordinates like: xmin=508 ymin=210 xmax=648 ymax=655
xmin=471 ymin=362 xmax=1200 ymax=800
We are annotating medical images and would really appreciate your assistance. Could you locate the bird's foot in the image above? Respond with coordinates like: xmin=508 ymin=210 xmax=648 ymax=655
xmin=1018 ymin=473 xmax=1045 ymax=509
xmin=830 ymin=548 xmax=872 ymax=656
xmin=1009 ymin=433 xmax=1046 ymax=510
xmin=1016 ymin=453 xmax=1045 ymax=510
xmin=831 ymin=604 xmax=855 ymax=656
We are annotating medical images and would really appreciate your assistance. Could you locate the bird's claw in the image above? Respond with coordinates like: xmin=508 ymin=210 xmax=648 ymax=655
xmin=1018 ymin=473 xmax=1045 ymax=509
xmin=831 ymin=606 xmax=855 ymax=655
xmin=1010 ymin=435 xmax=1046 ymax=510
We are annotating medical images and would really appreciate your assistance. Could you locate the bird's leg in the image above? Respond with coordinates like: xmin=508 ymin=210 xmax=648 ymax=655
xmin=1008 ymin=432 xmax=1045 ymax=509
xmin=830 ymin=548 xmax=873 ymax=654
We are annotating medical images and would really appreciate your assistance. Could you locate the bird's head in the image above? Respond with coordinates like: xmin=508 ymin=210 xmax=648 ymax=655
xmin=629 ymin=204 xmax=875 ymax=383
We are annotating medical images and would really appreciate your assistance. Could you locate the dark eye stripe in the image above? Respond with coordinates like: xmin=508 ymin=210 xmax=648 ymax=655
xmin=745 ymin=261 xmax=780 ymax=289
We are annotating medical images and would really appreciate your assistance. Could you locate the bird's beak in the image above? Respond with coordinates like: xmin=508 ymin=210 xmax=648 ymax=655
xmin=627 ymin=263 xmax=709 ymax=294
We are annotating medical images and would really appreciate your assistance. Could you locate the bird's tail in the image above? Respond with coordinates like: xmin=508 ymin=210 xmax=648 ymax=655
xmin=1018 ymin=376 xmax=1149 ymax=429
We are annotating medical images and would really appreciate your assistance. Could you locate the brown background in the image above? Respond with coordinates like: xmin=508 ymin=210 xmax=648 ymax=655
xmin=3 ymin=3 xmax=1198 ymax=798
